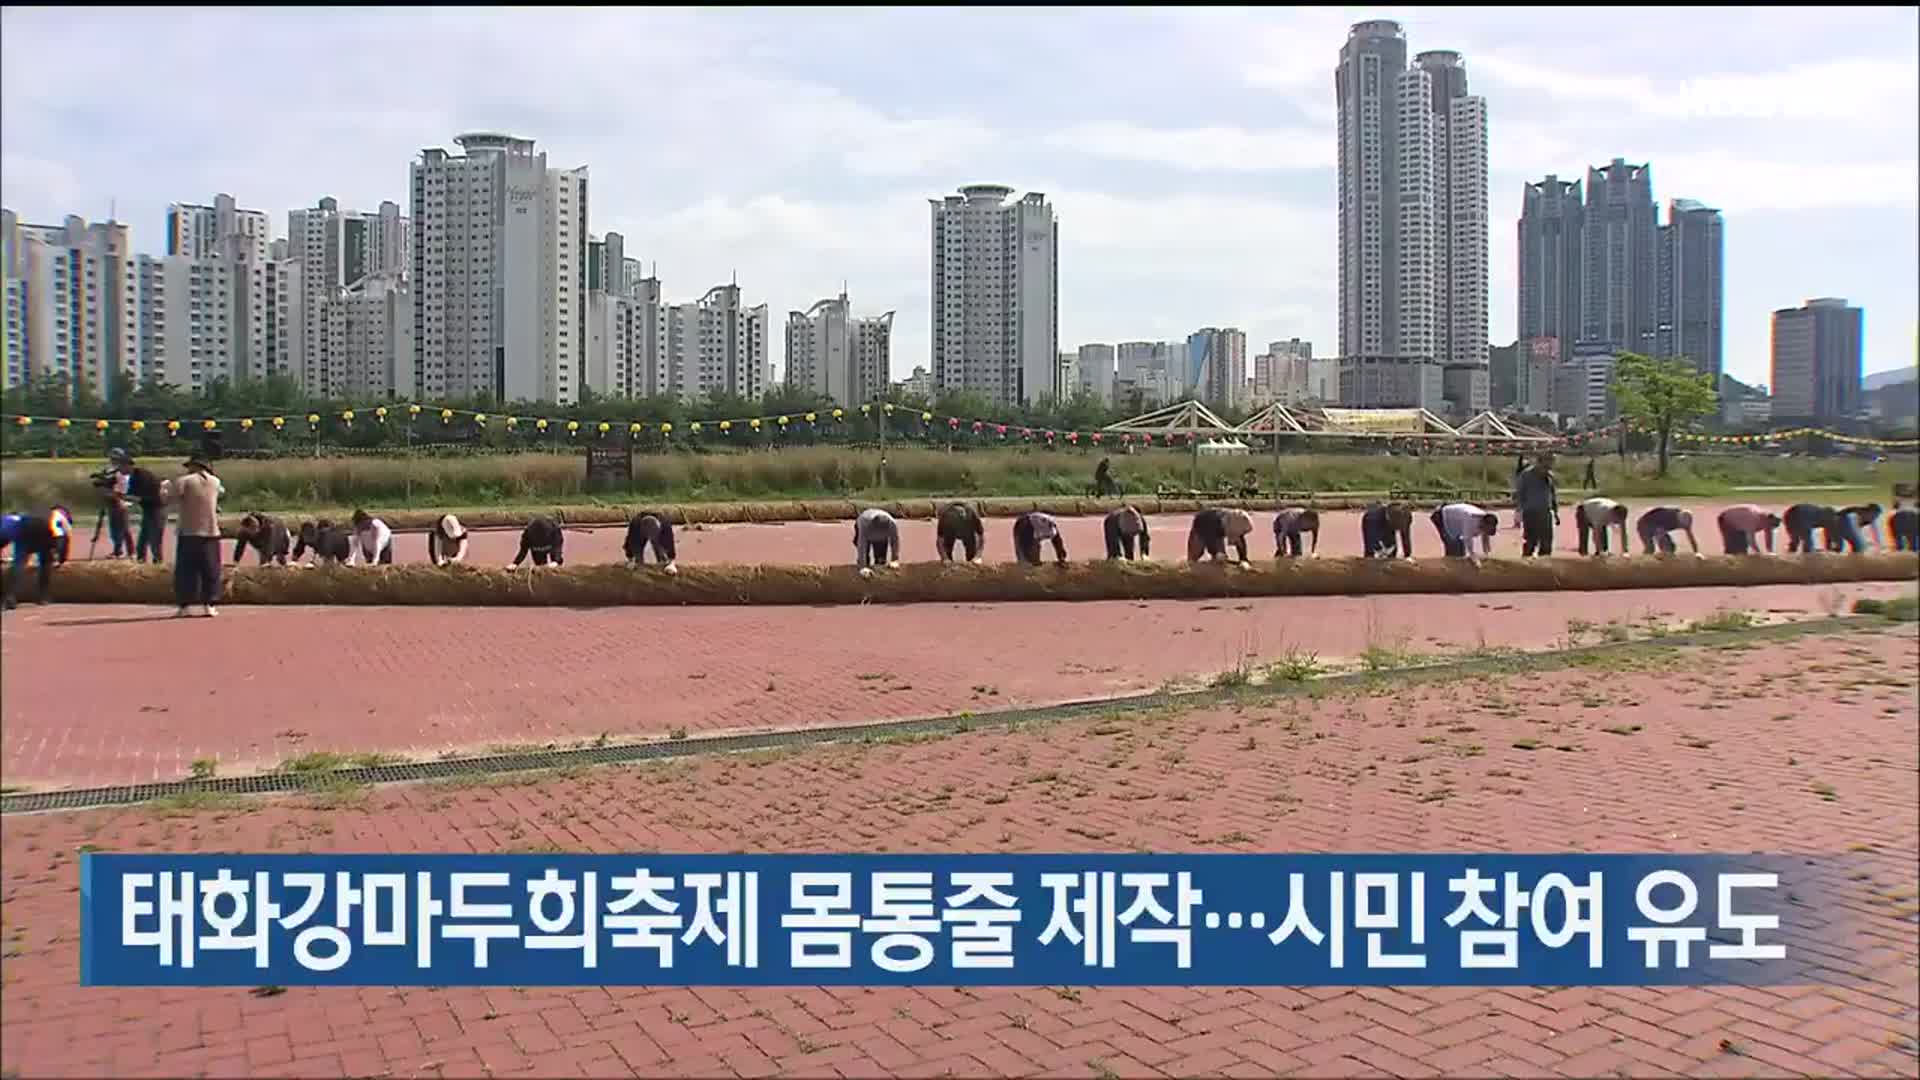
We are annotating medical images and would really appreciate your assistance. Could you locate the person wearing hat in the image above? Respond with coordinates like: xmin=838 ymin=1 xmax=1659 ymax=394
xmin=1 ymin=506 xmax=74 ymax=609
xmin=161 ymin=456 xmax=224 ymax=616
xmin=428 ymin=514 xmax=470 ymax=566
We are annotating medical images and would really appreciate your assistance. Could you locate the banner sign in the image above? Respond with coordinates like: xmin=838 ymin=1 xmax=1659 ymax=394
xmin=82 ymin=853 xmax=1829 ymax=988
xmin=1319 ymin=408 xmax=1429 ymax=434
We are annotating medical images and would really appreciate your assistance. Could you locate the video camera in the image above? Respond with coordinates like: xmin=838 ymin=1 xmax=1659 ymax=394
xmin=89 ymin=466 xmax=120 ymax=493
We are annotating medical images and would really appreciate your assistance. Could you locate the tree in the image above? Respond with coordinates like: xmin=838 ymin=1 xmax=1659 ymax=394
xmin=1611 ymin=353 xmax=1718 ymax=476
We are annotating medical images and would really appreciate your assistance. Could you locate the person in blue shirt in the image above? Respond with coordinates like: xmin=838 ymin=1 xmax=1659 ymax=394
xmin=1 ymin=506 xmax=74 ymax=609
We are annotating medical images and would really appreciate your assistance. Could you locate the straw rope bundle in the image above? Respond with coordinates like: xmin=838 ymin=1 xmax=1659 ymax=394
xmin=46 ymin=552 xmax=1919 ymax=608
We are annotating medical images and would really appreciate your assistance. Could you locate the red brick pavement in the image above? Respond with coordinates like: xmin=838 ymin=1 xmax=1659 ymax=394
xmin=0 ymin=628 xmax=1914 ymax=1078
xmin=3 ymin=582 xmax=1907 ymax=789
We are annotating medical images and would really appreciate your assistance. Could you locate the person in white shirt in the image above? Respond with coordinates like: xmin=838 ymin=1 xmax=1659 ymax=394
xmin=853 ymin=507 xmax=901 ymax=573
xmin=1574 ymin=497 xmax=1630 ymax=556
xmin=1431 ymin=502 xmax=1498 ymax=564
xmin=1013 ymin=511 xmax=1068 ymax=565
xmin=428 ymin=514 xmax=469 ymax=566
xmin=347 ymin=510 xmax=394 ymax=566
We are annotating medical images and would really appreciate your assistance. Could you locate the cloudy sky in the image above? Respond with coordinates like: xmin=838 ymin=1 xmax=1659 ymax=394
xmin=3 ymin=6 xmax=1915 ymax=389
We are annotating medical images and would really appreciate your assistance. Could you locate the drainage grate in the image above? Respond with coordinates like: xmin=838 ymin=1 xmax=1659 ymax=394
xmin=0 ymin=615 xmax=1882 ymax=816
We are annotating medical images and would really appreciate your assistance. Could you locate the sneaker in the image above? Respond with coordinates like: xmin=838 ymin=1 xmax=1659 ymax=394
xmin=204 ymin=605 xmax=220 ymax=618
xmin=174 ymin=606 xmax=191 ymax=618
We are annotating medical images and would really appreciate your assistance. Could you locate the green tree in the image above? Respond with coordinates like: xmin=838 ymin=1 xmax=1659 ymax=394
xmin=1611 ymin=353 xmax=1718 ymax=476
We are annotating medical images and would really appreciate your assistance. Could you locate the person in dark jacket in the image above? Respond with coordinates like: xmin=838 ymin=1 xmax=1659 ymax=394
xmin=509 ymin=516 xmax=566 ymax=567
xmin=935 ymin=502 xmax=986 ymax=563
xmin=1103 ymin=505 xmax=1151 ymax=560
xmin=292 ymin=519 xmax=353 ymax=565
xmin=1828 ymin=504 xmax=1884 ymax=552
xmin=1012 ymin=511 xmax=1068 ymax=565
xmin=1513 ymin=456 xmax=1560 ymax=557
xmin=1188 ymin=508 xmax=1253 ymax=564
xmin=121 ymin=456 xmax=167 ymax=563
xmin=1360 ymin=502 xmax=1414 ymax=559
xmin=1783 ymin=503 xmax=1838 ymax=554
xmin=1 ymin=507 xmax=73 ymax=609
xmin=624 ymin=511 xmax=678 ymax=572
xmin=1093 ymin=458 xmax=1119 ymax=497
xmin=232 ymin=512 xmax=293 ymax=566
xmin=1889 ymin=505 xmax=1919 ymax=552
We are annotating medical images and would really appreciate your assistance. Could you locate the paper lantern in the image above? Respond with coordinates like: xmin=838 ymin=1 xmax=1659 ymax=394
xmin=921 ymin=411 xmax=933 ymax=423
xmin=440 ymin=409 xmax=454 ymax=424
xmin=831 ymin=408 xmax=843 ymax=421
xmin=719 ymin=420 xmax=732 ymax=433
xmin=948 ymin=417 xmax=960 ymax=430
xmin=805 ymin=412 xmax=816 ymax=423
xmin=749 ymin=418 xmax=762 ymax=430
xmin=972 ymin=421 xmax=983 ymax=434
xmin=597 ymin=421 xmax=610 ymax=435
xmin=167 ymin=420 xmax=181 ymax=436
xmin=240 ymin=418 xmax=254 ymax=431
xmin=629 ymin=422 xmax=642 ymax=435
xmin=14 ymin=416 xmax=31 ymax=427
xmin=860 ymin=404 xmax=870 ymax=415
xmin=473 ymin=413 xmax=487 ymax=427
xmin=306 ymin=413 xmax=320 ymax=426
xmin=778 ymin=415 xmax=789 ymax=426
xmin=130 ymin=420 xmax=145 ymax=433
xmin=375 ymin=406 xmax=388 ymax=422
xmin=202 ymin=419 xmax=217 ymax=431
xmin=689 ymin=422 xmax=701 ymax=434
xmin=996 ymin=424 xmax=1007 ymax=436
xmin=408 ymin=404 xmax=422 ymax=417
xmin=566 ymin=420 xmax=580 ymax=435
xmin=661 ymin=422 xmax=673 ymax=435
xmin=95 ymin=419 xmax=110 ymax=432
xmin=884 ymin=404 xmax=895 ymax=414
xmin=506 ymin=416 xmax=519 ymax=430
xmin=536 ymin=419 xmax=549 ymax=432
xmin=271 ymin=417 xmax=284 ymax=430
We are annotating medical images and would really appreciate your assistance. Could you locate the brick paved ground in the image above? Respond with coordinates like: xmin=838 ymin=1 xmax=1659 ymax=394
xmin=3 ymin=582 xmax=1908 ymax=789
xmin=1 ymin=626 xmax=1915 ymax=1078
xmin=68 ymin=498 xmax=1816 ymax=567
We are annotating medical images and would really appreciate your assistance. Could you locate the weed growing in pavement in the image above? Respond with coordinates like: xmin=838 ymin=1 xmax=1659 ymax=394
xmin=188 ymin=758 xmax=217 ymax=779
xmin=279 ymin=750 xmax=403 ymax=773
xmin=1687 ymin=608 xmax=1759 ymax=634
xmin=1266 ymin=647 xmax=1324 ymax=683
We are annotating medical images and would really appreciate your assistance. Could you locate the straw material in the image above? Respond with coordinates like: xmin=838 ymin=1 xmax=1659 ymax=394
xmin=47 ymin=552 xmax=1920 ymax=608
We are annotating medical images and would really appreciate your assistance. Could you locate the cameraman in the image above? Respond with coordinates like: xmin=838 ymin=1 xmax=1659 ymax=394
xmin=92 ymin=449 xmax=133 ymax=558
xmin=118 ymin=451 xmax=167 ymax=563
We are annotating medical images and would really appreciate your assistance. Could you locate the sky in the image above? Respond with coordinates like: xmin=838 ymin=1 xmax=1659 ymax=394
xmin=3 ymin=6 xmax=1915 ymax=390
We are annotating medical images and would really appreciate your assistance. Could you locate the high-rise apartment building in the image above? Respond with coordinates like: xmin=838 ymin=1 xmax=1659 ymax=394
xmin=321 ymin=272 xmax=414 ymax=400
xmin=666 ymin=284 xmax=768 ymax=402
xmin=1771 ymin=298 xmax=1863 ymax=422
xmin=167 ymin=194 xmax=269 ymax=263
xmin=1658 ymin=198 xmax=1723 ymax=381
xmin=929 ymin=184 xmax=1059 ymax=407
xmin=1 ymin=211 xmax=131 ymax=395
xmin=1187 ymin=327 xmax=1248 ymax=408
xmin=1335 ymin=22 xmax=1487 ymax=412
xmin=1253 ymin=338 xmax=1314 ymax=405
xmin=411 ymin=132 xmax=587 ymax=404
xmin=1074 ymin=343 xmax=1116 ymax=405
xmin=1517 ymin=175 xmax=1584 ymax=359
xmin=293 ymin=196 xmax=415 ymax=396
xmin=786 ymin=292 xmax=893 ymax=407
xmin=585 ymin=275 xmax=665 ymax=400
xmin=1581 ymin=158 xmax=1660 ymax=356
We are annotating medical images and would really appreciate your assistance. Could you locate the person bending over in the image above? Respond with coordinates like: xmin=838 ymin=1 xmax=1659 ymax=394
xmin=428 ymin=514 xmax=469 ymax=566
xmin=1783 ymin=503 xmax=1837 ymax=554
xmin=1361 ymin=502 xmax=1414 ymax=559
xmin=509 ymin=516 xmax=565 ymax=568
xmin=1188 ymin=508 xmax=1253 ymax=564
xmin=292 ymin=520 xmax=353 ymax=565
xmin=853 ymin=507 xmax=901 ymax=572
xmin=1272 ymin=507 xmax=1320 ymax=558
xmin=0 ymin=507 xmax=72 ymax=609
xmin=1013 ymin=511 xmax=1068 ymax=566
xmin=1432 ymin=502 xmax=1497 ymax=564
xmin=1890 ymin=505 xmax=1919 ymax=552
xmin=1829 ymin=503 xmax=1884 ymax=552
xmin=233 ymin=512 xmax=292 ymax=566
xmin=1103 ymin=505 xmax=1151 ymax=560
xmin=624 ymin=511 xmax=678 ymax=573
xmin=1716 ymin=505 xmax=1780 ymax=555
xmin=347 ymin=510 xmax=394 ymax=566
xmin=935 ymin=502 xmax=986 ymax=563
xmin=1574 ymin=497 xmax=1629 ymax=556
xmin=1635 ymin=507 xmax=1700 ymax=556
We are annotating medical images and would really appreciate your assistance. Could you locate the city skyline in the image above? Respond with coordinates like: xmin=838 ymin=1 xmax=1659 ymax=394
xmin=1 ymin=7 xmax=1914 ymax=393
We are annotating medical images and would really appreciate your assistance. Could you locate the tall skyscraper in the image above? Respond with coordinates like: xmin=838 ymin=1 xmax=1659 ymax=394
xmin=1334 ymin=21 xmax=1487 ymax=412
xmin=1771 ymin=298 xmax=1863 ymax=422
xmin=1517 ymin=175 xmax=1584 ymax=358
xmin=786 ymin=291 xmax=893 ymax=407
xmin=1659 ymin=198 xmax=1723 ymax=381
xmin=929 ymin=184 xmax=1059 ymax=407
xmin=1186 ymin=327 xmax=1247 ymax=408
xmin=411 ymin=132 xmax=587 ymax=405
xmin=1581 ymin=158 xmax=1659 ymax=356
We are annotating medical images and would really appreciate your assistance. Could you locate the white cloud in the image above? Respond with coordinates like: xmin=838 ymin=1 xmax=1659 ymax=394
xmin=1047 ymin=123 xmax=1333 ymax=172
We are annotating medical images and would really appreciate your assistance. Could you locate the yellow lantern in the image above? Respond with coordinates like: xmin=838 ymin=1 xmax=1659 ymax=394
xmin=202 ymin=419 xmax=217 ymax=431
xmin=167 ymin=420 xmax=181 ymax=435
xmin=340 ymin=410 xmax=355 ymax=424
xmin=566 ymin=420 xmax=580 ymax=435
xmin=56 ymin=417 xmax=71 ymax=430
xmin=14 ymin=416 xmax=31 ymax=427
xmin=749 ymin=417 xmax=762 ymax=430
xmin=719 ymin=420 xmax=732 ymax=432
xmin=831 ymin=408 xmax=843 ymax=421
xmin=130 ymin=419 xmax=145 ymax=433
xmin=408 ymin=404 xmax=422 ymax=418
xmin=506 ymin=416 xmax=519 ymax=429
xmin=884 ymin=403 xmax=895 ymax=414
xmin=804 ymin=411 xmax=816 ymax=423
xmin=95 ymin=419 xmax=109 ymax=432
xmin=306 ymin=413 xmax=320 ymax=425
xmin=662 ymin=422 xmax=673 ymax=435
xmin=778 ymin=415 xmax=790 ymax=425
xmin=536 ymin=418 xmax=548 ymax=431
xmin=375 ymin=406 xmax=388 ymax=422
xmin=860 ymin=404 xmax=870 ymax=415
xmin=597 ymin=421 xmax=610 ymax=435
xmin=629 ymin=421 xmax=643 ymax=435
xmin=688 ymin=421 xmax=701 ymax=434
xmin=271 ymin=417 xmax=285 ymax=430
xmin=474 ymin=413 xmax=488 ymax=428
xmin=921 ymin=411 xmax=932 ymax=422
xmin=240 ymin=418 xmax=254 ymax=431
xmin=440 ymin=408 xmax=453 ymax=423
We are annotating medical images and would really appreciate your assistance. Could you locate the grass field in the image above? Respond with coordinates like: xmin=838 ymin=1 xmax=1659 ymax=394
xmin=4 ymin=445 xmax=1912 ymax=516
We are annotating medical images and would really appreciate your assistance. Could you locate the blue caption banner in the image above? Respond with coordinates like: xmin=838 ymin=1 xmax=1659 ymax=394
xmin=81 ymin=853 xmax=1825 ymax=987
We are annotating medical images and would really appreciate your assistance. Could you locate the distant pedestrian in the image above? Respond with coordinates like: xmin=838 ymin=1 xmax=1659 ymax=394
xmin=1583 ymin=458 xmax=1598 ymax=490
xmin=163 ymin=456 xmax=224 ymax=617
